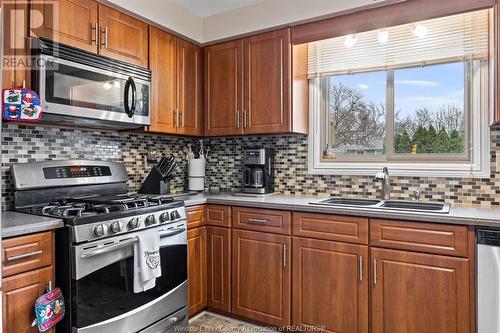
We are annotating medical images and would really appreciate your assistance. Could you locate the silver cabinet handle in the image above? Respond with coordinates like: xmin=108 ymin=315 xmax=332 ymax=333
xmin=247 ymin=218 xmax=267 ymax=225
xmin=91 ymin=22 xmax=99 ymax=45
xmin=243 ymin=110 xmax=248 ymax=128
xmin=176 ymin=109 xmax=180 ymax=128
xmin=373 ymin=259 xmax=377 ymax=285
xmin=173 ymin=109 xmax=177 ymax=127
xmin=359 ymin=255 xmax=363 ymax=281
xmin=283 ymin=245 xmax=287 ymax=268
xmin=7 ymin=250 xmax=43 ymax=262
xmin=102 ymin=26 xmax=109 ymax=48
xmin=179 ymin=110 xmax=183 ymax=127
xmin=236 ymin=110 xmax=240 ymax=129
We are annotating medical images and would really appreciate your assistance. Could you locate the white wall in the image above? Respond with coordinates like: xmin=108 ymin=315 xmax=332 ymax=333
xmin=107 ymin=0 xmax=204 ymax=42
xmin=202 ymin=0 xmax=387 ymax=42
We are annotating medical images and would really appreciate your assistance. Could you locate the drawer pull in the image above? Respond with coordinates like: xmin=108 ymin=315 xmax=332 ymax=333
xmin=373 ymin=259 xmax=378 ymax=286
xmin=7 ymin=250 xmax=43 ymax=262
xmin=247 ymin=218 xmax=267 ymax=225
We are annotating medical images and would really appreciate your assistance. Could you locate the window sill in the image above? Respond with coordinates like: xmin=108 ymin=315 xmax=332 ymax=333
xmin=308 ymin=162 xmax=490 ymax=178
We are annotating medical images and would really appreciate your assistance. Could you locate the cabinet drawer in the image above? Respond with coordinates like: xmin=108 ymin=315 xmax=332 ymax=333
xmin=2 ymin=232 xmax=54 ymax=278
xmin=233 ymin=207 xmax=291 ymax=235
xmin=186 ymin=205 xmax=206 ymax=229
xmin=293 ymin=212 xmax=369 ymax=244
xmin=370 ymin=219 xmax=468 ymax=257
xmin=206 ymin=205 xmax=231 ymax=227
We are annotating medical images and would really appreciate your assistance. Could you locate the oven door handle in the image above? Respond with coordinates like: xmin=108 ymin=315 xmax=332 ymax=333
xmin=80 ymin=227 xmax=186 ymax=259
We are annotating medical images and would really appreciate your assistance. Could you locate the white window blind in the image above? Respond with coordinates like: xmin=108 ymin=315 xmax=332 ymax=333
xmin=307 ymin=10 xmax=490 ymax=78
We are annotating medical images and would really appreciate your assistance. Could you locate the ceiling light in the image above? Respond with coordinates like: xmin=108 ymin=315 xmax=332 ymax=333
xmin=412 ymin=23 xmax=428 ymax=38
xmin=344 ymin=35 xmax=357 ymax=48
xmin=377 ymin=29 xmax=389 ymax=44
xmin=103 ymin=82 xmax=112 ymax=90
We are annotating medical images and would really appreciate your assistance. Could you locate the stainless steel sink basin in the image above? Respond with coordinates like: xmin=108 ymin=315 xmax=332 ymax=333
xmin=310 ymin=197 xmax=450 ymax=214
xmin=311 ymin=197 xmax=381 ymax=207
xmin=380 ymin=201 xmax=450 ymax=213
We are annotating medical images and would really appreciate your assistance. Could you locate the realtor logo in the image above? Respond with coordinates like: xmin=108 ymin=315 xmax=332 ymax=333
xmin=2 ymin=1 xmax=58 ymax=71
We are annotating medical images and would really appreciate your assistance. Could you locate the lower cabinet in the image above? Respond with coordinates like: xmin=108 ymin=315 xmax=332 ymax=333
xmin=232 ymin=229 xmax=291 ymax=327
xmin=207 ymin=226 xmax=231 ymax=313
xmin=370 ymin=247 xmax=470 ymax=333
xmin=2 ymin=266 xmax=54 ymax=333
xmin=292 ymin=237 xmax=369 ymax=333
xmin=187 ymin=226 xmax=207 ymax=316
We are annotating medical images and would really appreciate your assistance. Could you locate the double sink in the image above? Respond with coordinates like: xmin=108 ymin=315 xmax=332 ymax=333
xmin=310 ymin=197 xmax=450 ymax=214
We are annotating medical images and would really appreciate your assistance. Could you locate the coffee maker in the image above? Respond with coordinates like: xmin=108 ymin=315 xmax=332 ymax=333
xmin=242 ymin=148 xmax=274 ymax=194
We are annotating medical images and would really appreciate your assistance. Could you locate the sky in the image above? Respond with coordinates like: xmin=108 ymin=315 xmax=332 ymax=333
xmin=329 ymin=62 xmax=465 ymax=119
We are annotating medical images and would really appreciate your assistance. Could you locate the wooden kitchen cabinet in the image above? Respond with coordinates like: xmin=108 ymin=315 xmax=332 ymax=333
xmin=232 ymin=229 xmax=291 ymax=327
xmin=293 ymin=237 xmax=368 ymax=333
xmin=177 ymin=38 xmax=203 ymax=136
xmin=243 ymin=29 xmax=290 ymax=134
xmin=204 ymin=39 xmax=244 ymax=136
xmin=207 ymin=226 xmax=231 ymax=313
xmin=98 ymin=4 xmax=148 ymax=67
xmin=204 ymin=28 xmax=308 ymax=136
xmin=2 ymin=0 xmax=30 ymax=89
xmin=370 ymin=247 xmax=470 ymax=333
xmin=2 ymin=266 xmax=54 ymax=333
xmin=187 ymin=226 xmax=207 ymax=316
xmin=30 ymin=0 xmax=99 ymax=53
xmin=149 ymin=27 xmax=203 ymax=135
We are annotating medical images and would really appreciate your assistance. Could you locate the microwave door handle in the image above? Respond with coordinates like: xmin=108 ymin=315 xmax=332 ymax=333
xmin=124 ymin=76 xmax=137 ymax=118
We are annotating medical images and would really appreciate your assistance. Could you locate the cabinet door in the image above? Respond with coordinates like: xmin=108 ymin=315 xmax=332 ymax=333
xmin=2 ymin=0 xmax=30 ymax=89
xmin=207 ymin=226 xmax=231 ymax=313
xmin=30 ymin=0 xmax=98 ymax=53
xmin=232 ymin=229 xmax=290 ymax=326
xmin=2 ymin=266 xmax=54 ymax=333
xmin=371 ymin=248 xmax=470 ymax=333
xmin=148 ymin=26 xmax=178 ymax=134
xmin=243 ymin=29 xmax=290 ymax=134
xmin=204 ymin=40 xmax=244 ymax=136
xmin=187 ymin=227 xmax=206 ymax=316
xmin=292 ymin=237 xmax=368 ymax=333
xmin=98 ymin=4 xmax=148 ymax=68
xmin=178 ymin=39 xmax=203 ymax=136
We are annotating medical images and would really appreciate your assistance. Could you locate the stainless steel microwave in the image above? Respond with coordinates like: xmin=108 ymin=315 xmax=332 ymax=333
xmin=33 ymin=39 xmax=151 ymax=129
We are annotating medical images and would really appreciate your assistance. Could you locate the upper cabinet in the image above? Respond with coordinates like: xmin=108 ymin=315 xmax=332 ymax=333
xmin=98 ymin=4 xmax=148 ymax=68
xmin=204 ymin=28 xmax=308 ymax=136
xmin=204 ymin=40 xmax=244 ymax=136
xmin=244 ymin=29 xmax=290 ymax=134
xmin=30 ymin=1 xmax=148 ymax=68
xmin=148 ymin=27 xmax=203 ymax=136
xmin=30 ymin=0 xmax=98 ymax=53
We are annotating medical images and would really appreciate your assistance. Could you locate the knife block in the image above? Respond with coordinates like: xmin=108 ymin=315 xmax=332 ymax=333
xmin=138 ymin=166 xmax=171 ymax=195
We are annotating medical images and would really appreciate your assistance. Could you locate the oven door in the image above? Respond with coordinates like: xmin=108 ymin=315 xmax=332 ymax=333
xmin=71 ymin=224 xmax=187 ymax=333
xmin=38 ymin=54 xmax=150 ymax=127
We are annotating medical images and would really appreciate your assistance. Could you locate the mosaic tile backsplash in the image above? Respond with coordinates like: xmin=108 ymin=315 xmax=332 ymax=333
xmin=2 ymin=122 xmax=500 ymax=209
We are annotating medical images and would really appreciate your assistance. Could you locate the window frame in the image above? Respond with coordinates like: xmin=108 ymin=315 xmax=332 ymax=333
xmin=308 ymin=60 xmax=490 ymax=177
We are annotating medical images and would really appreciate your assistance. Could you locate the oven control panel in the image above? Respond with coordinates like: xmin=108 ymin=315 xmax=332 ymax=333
xmin=43 ymin=165 xmax=112 ymax=179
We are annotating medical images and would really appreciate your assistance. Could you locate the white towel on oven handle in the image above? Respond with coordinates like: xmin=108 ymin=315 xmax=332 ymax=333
xmin=133 ymin=228 xmax=162 ymax=293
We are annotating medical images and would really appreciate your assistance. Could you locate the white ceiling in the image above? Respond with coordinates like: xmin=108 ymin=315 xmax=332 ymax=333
xmin=108 ymin=0 xmax=391 ymax=43
xmin=175 ymin=0 xmax=263 ymax=17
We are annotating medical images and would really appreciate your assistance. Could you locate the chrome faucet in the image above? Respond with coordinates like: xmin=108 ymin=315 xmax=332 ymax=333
xmin=375 ymin=167 xmax=390 ymax=200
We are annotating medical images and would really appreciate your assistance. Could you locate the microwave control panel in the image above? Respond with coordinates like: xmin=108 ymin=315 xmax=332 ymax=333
xmin=43 ymin=165 xmax=112 ymax=179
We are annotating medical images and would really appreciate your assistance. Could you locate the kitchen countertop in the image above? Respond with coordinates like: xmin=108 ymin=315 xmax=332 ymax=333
xmin=2 ymin=211 xmax=64 ymax=238
xmin=179 ymin=192 xmax=500 ymax=228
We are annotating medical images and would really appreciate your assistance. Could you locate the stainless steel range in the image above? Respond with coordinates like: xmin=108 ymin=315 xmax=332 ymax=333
xmin=11 ymin=160 xmax=188 ymax=333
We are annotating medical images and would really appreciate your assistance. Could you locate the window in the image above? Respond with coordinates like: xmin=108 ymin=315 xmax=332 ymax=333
xmin=308 ymin=10 xmax=490 ymax=177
